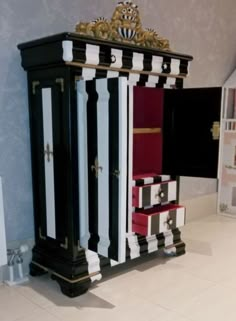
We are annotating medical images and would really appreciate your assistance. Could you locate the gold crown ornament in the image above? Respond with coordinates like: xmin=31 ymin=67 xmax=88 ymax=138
xmin=75 ymin=1 xmax=170 ymax=51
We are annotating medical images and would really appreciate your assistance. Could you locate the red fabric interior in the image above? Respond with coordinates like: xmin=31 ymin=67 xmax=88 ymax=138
xmin=132 ymin=186 xmax=140 ymax=207
xmin=135 ymin=204 xmax=183 ymax=215
xmin=133 ymin=86 xmax=164 ymax=128
xmin=133 ymin=172 xmax=160 ymax=180
xmin=133 ymin=86 xmax=164 ymax=176
xmin=133 ymin=133 xmax=162 ymax=175
xmin=132 ymin=223 xmax=148 ymax=235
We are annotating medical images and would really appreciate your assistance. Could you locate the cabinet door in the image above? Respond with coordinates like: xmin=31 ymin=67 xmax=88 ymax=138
xmin=77 ymin=77 xmax=128 ymax=263
xmin=163 ymin=87 xmax=222 ymax=178
xmin=30 ymin=80 xmax=68 ymax=244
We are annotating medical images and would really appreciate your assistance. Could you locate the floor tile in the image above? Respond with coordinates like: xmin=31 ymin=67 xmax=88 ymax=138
xmin=0 ymin=284 xmax=39 ymax=321
xmin=179 ymin=284 xmax=236 ymax=321
xmin=15 ymin=308 xmax=60 ymax=321
xmin=1 ymin=213 xmax=236 ymax=321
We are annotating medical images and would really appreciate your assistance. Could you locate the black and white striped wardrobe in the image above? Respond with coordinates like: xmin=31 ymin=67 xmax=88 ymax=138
xmin=18 ymin=32 xmax=197 ymax=297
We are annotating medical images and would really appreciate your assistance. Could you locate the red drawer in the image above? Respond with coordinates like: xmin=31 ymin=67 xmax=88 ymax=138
xmin=132 ymin=180 xmax=177 ymax=208
xmin=132 ymin=204 xmax=185 ymax=236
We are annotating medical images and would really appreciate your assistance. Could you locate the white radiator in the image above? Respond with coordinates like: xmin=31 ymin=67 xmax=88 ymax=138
xmin=0 ymin=177 xmax=7 ymax=266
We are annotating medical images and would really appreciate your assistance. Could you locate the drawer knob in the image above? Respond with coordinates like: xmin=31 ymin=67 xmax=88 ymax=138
xmin=166 ymin=217 xmax=173 ymax=229
xmin=111 ymin=54 xmax=116 ymax=63
xmin=155 ymin=190 xmax=165 ymax=199
xmin=112 ymin=169 xmax=120 ymax=178
xmin=159 ymin=190 xmax=165 ymax=198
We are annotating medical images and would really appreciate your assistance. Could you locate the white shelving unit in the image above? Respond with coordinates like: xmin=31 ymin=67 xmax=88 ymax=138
xmin=218 ymin=70 xmax=236 ymax=217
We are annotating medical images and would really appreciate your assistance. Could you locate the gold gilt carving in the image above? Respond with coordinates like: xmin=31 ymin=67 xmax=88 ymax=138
xmin=75 ymin=1 xmax=170 ymax=51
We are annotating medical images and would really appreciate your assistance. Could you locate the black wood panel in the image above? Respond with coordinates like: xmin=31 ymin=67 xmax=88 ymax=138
xmin=155 ymin=76 xmax=167 ymax=88
xmin=86 ymin=81 xmax=99 ymax=252
xmin=122 ymin=49 xmax=133 ymax=70
xmin=163 ymin=87 xmax=222 ymax=178
xmin=108 ymin=78 xmax=120 ymax=261
xmin=52 ymin=82 xmax=69 ymax=242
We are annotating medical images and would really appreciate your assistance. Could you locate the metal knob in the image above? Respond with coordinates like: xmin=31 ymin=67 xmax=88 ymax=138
xmin=111 ymin=54 xmax=116 ymax=63
xmin=159 ymin=190 xmax=165 ymax=198
xmin=155 ymin=190 xmax=165 ymax=199
xmin=166 ymin=217 xmax=173 ymax=229
xmin=112 ymin=169 xmax=120 ymax=178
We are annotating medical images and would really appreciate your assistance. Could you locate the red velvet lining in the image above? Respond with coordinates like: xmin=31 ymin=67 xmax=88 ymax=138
xmin=133 ymin=86 xmax=164 ymax=176
xmin=133 ymin=86 xmax=163 ymax=128
xmin=135 ymin=204 xmax=184 ymax=215
xmin=133 ymin=133 xmax=162 ymax=175
xmin=132 ymin=186 xmax=140 ymax=208
xmin=132 ymin=223 xmax=148 ymax=236
xmin=133 ymin=172 xmax=160 ymax=180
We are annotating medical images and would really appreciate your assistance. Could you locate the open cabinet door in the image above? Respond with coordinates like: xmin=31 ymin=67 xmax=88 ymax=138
xmin=162 ymin=87 xmax=222 ymax=178
xmin=77 ymin=77 xmax=128 ymax=263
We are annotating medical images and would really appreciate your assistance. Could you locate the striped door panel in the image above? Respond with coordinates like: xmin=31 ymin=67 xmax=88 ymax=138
xmin=132 ymin=180 xmax=177 ymax=208
xmin=77 ymin=77 xmax=128 ymax=263
xmin=132 ymin=204 xmax=185 ymax=236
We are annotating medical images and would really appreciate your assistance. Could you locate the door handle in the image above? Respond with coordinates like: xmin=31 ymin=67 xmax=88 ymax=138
xmin=211 ymin=121 xmax=220 ymax=140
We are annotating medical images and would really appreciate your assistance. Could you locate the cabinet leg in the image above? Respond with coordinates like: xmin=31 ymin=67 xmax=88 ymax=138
xmin=52 ymin=275 xmax=92 ymax=298
xmin=29 ymin=262 xmax=48 ymax=277
xmin=164 ymin=241 xmax=186 ymax=257
xmin=175 ymin=241 xmax=186 ymax=256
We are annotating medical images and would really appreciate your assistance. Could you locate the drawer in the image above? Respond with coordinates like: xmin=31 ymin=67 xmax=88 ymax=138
xmin=132 ymin=180 xmax=177 ymax=208
xmin=132 ymin=204 xmax=185 ymax=236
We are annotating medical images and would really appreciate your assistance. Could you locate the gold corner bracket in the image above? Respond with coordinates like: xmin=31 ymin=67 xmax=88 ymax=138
xmin=60 ymin=237 xmax=69 ymax=250
xmin=55 ymin=78 xmax=64 ymax=92
xmin=32 ymin=81 xmax=40 ymax=95
xmin=75 ymin=1 xmax=170 ymax=51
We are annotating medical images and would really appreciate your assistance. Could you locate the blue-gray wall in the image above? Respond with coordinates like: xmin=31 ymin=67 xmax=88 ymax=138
xmin=0 ymin=0 xmax=236 ymax=242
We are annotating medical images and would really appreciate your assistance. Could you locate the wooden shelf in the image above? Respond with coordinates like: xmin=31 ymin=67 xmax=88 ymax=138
xmin=133 ymin=128 xmax=161 ymax=134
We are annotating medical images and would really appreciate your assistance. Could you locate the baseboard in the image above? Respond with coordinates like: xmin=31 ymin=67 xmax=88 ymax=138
xmin=0 ymin=238 xmax=34 ymax=284
xmin=180 ymin=193 xmax=217 ymax=222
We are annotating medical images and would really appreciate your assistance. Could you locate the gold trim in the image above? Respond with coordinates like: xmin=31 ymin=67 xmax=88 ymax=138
xmin=75 ymin=2 xmax=170 ymax=51
xmin=66 ymin=62 xmax=186 ymax=79
xmin=39 ymin=227 xmax=46 ymax=240
xmin=133 ymin=128 xmax=161 ymax=134
xmin=32 ymin=81 xmax=40 ymax=95
xmin=55 ymin=78 xmax=64 ymax=92
xmin=164 ymin=241 xmax=184 ymax=250
xmin=31 ymin=261 xmax=99 ymax=283
xmin=74 ymin=75 xmax=84 ymax=90
xmin=60 ymin=237 xmax=69 ymax=250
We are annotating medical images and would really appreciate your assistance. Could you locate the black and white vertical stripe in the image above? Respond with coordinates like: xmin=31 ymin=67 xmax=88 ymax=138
xmin=74 ymin=41 xmax=189 ymax=88
xmin=77 ymin=77 xmax=128 ymax=263
xmin=41 ymin=88 xmax=56 ymax=239
xmin=133 ymin=181 xmax=177 ymax=208
xmin=132 ymin=175 xmax=170 ymax=186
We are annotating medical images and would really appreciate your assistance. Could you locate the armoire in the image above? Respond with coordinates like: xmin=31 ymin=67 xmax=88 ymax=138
xmin=17 ymin=4 xmax=223 ymax=297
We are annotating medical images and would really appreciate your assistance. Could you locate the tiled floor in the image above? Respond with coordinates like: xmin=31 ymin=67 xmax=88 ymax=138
xmin=2 ymin=213 xmax=236 ymax=321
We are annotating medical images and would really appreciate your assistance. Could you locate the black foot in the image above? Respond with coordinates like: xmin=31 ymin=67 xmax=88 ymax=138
xmin=175 ymin=241 xmax=186 ymax=256
xmin=52 ymin=275 xmax=91 ymax=298
xmin=29 ymin=262 xmax=48 ymax=277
